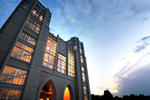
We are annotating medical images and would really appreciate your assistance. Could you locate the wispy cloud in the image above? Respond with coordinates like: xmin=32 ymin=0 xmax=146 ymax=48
xmin=114 ymin=36 xmax=150 ymax=96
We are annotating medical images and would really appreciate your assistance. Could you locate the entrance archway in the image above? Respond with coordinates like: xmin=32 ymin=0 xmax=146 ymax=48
xmin=39 ymin=80 xmax=55 ymax=100
xmin=64 ymin=85 xmax=72 ymax=100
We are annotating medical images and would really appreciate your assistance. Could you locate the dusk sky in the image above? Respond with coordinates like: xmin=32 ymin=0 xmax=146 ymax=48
xmin=1 ymin=0 xmax=150 ymax=96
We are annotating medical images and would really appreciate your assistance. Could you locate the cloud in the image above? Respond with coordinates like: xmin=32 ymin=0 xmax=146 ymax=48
xmin=134 ymin=36 xmax=150 ymax=52
xmin=115 ymin=36 xmax=150 ymax=96
xmin=117 ymin=67 xmax=150 ymax=96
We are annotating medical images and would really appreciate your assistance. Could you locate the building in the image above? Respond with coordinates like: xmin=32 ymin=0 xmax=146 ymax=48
xmin=0 ymin=0 xmax=91 ymax=100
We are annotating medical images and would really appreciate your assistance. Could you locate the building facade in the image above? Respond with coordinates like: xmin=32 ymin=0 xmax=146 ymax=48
xmin=0 ymin=0 xmax=91 ymax=100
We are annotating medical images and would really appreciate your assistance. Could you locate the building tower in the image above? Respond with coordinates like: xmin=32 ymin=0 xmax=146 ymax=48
xmin=0 ymin=0 xmax=91 ymax=100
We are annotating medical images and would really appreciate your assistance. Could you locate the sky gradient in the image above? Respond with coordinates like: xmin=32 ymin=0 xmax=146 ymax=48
xmin=0 ymin=0 xmax=150 ymax=96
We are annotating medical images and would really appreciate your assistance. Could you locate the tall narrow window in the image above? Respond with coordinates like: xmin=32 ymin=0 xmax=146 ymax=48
xmin=80 ymin=43 xmax=82 ymax=54
xmin=19 ymin=31 xmax=36 ymax=46
xmin=57 ymin=53 xmax=66 ymax=74
xmin=43 ymin=37 xmax=57 ymax=69
xmin=81 ymin=67 xmax=86 ymax=82
xmin=0 ymin=89 xmax=21 ymax=100
xmin=81 ymin=55 xmax=84 ymax=63
xmin=68 ymin=52 xmax=75 ymax=77
xmin=64 ymin=87 xmax=71 ymax=100
xmin=11 ymin=42 xmax=34 ymax=63
xmin=83 ymin=86 xmax=87 ymax=94
xmin=0 ymin=66 xmax=27 ymax=85
xmin=84 ymin=96 xmax=88 ymax=100
xmin=26 ymin=18 xmax=41 ymax=34
xmin=83 ymin=86 xmax=88 ymax=100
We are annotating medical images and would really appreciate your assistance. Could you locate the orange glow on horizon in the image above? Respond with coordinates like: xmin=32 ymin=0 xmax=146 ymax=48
xmin=64 ymin=87 xmax=70 ymax=100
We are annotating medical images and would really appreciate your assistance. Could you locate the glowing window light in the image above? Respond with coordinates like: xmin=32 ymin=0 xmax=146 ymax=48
xmin=39 ymin=15 xmax=43 ymax=21
xmin=64 ymin=87 xmax=70 ymax=100
xmin=43 ymin=37 xmax=57 ymax=69
xmin=68 ymin=52 xmax=75 ymax=77
xmin=32 ymin=10 xmax=38 ymax=16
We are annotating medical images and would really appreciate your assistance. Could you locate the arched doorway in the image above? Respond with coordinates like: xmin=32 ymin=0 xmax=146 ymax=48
xmin=39 ymin=80 xmax=55 ymax=100
xmin=64 ymin=86 xmax=72 ymax=100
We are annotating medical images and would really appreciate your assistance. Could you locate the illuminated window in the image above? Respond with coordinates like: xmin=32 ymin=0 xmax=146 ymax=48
xmin=83 ymin=86 xmax=88 ymax=100
xmin=0 ymin=89 xmax=21 ymax=100
xmin=26 ymin=18 xmax=41 ymax=34
xmin=68 ymin=52 xmax=75 ymax=77
xmin=83 ymin=86 xmax=87 ymax=94
xmin=43 ymin=38 xmax=57 ymax=69
xmin=11 ymin=42 xmax=34 ymax=63
xmin=39 ymin=15 xmax=43 ymax=21
xmin=19 ymin=31 xmax=36 ymax=46
xmin=81 ymin=55 xmax=84 ymax=63
xmin=40 ymin=81 xmax=55 ymax=100
xmin=84 ymin=96 xmax=88 ymax=100
xmin=0 ymin=65 xmax=27 ymax=85
xmin=57 ymin=53 xmax=66 ymax=74
xmin=74 ymin=45 xmax=77 ymax=50
xmin=32 ymin=5 xmax=44 ymax=22
xmin=64 ymin=87 xmax=71 ymax=100
xmin=81 ymin=67 xmax=86 ymax=82
xmin=32 ymin=9 xmax=38 ymax=16
xmin=82 ymin=73 xmax=86 ymax=82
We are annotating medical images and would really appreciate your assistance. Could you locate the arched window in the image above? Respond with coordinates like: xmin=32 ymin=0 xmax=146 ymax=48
xmin=64 ymin=86 xmax=73 ymax=100
xmin=39 ymin=81 xmax=55 ymax=100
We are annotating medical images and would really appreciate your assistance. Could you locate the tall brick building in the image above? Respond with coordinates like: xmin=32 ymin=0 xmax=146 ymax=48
xmin=0 ymin=0 xmax=91 ymax=100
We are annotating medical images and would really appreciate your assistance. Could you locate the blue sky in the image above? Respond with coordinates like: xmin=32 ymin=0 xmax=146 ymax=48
xmin=1 ymin=0 xmax=150 ymax=96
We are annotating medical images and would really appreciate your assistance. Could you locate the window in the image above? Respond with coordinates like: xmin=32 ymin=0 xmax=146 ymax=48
xmin=64 ymin=87 xmax=71 ymax=100
xmin=11 ymin=42 xmax=34 ymax=63
xmin=0 ymin=66 xmax=27 ymax=85
xmin=19 ymin=31 xmax=36 ymax=46
xmin=32 ymin=9 xmax=44 ymax=21
xmin=26 ymin=18 xmax=41 ymax=34
xmin=0 ymin=89 xmax=21 ymax=100
xmin=80 ymin=48 xmax=82 ymax=54
xmin=83 ymin=86 xmax=88 ymax=100
xmin=40 ymin=80 xmax=55 ymax=100
xmin=57 ymin=54 xmax=66 ymax=74
xmin=83 ymin=86 xmax=87 ymax=94
xmin=43 ymin=37 xmax=57 ymax=69
xmin=31 ymin=3 xmax=45 ymax=22
xmin=39 ymin=16 xmax=43 ymax=21
xmin=84 ymin=96 xmax=88 ymax=100
xmin=22 ymin=0 xmax=30 ymax=9
xmin=81 ymin=55 xmax=84 ymax=63
xmin=74 ymin=45 xmax=77 ymax=50
xmin=81 ymin=67 xmax=86 ymax=82
xmin=68 ymin=52 xmax=75 ymax=77
xmin=82 ymin=73 xmax=86 ymax=82
xmin=79 ymin=43 xmax=82 ymax=53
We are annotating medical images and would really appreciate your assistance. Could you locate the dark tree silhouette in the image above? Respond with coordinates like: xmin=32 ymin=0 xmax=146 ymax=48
xmin=91 ymin=90 xmax=150 ymax=100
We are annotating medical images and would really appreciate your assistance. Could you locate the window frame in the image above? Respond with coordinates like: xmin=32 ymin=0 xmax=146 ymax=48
xmin=43 ymin=37 xmax=57 ymax=70
xmin=68 ymin=51 xmax=75 ymax=77
xmin=57 ymin=53 xmax=66 ymax=74
xmin=0 ymin=65 xmax=27 ymax=85
xmin=11 ymin=42 xmax=34 ymax=63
